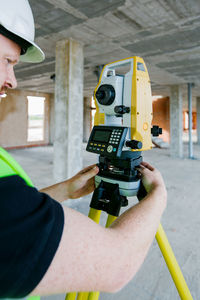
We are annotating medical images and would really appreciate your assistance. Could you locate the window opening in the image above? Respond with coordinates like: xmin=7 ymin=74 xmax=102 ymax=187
xmin=27 ymin=96 xmax=45 ymax=142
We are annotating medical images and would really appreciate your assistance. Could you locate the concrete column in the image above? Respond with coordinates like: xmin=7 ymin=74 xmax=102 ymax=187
xmin=49 ymin=93 xmax=55 ymax=145
xmin=54 ymin=39 xmax=83 ymax=182
xmin=83 ymin=96 xmax=91 ymax=143
xmin=170 ymin=85 xmax=183 ymax=158
xmin=188 ymin=83 xmax=195 ymax=158
xmin=197 ymin=97 xmax=200 ymax=145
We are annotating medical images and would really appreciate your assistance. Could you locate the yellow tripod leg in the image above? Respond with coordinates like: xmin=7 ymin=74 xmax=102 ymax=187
xmin=156 ymin=224 xmax=193 ymax=300
xmin=105 ymin=214 xmax=117 ymax=228
xmin=65 ymin=292 xmax=76 ymax=300
xmin=88 ymin=214 xmax=117 ymax=300
xmin=76 ymin=292 xmax=89 ymax=300
xmin=88 ymin=208 xmax=102 ymax=223
xmin=87 ymin=291 xmax=100 ymax=300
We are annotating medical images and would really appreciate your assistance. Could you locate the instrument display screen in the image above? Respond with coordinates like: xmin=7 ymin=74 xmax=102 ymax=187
xmin=86 ymin=125 xmax=128 ymax=158
xmin=93 ymin=130 xmax=111 ymax=142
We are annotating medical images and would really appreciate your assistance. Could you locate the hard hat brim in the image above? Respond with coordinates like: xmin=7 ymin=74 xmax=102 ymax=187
xmin=20 ymin=41 xmax=45 ymax=63
xmin=0 ymin=24 xmax=45 ymax=63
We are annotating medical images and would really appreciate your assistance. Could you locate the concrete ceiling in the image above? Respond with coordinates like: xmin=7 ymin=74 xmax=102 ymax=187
xmin=15 ymin=0 xmax=200 ymax=103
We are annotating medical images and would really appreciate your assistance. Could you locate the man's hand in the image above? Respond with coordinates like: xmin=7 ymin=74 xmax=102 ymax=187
xmin=40 ymin=164 xmax=99 ymax=202
xmin=137 ymin=162 xmax=167 ymax=205
xmin=66 ymin=164 xmax=99 ymax=199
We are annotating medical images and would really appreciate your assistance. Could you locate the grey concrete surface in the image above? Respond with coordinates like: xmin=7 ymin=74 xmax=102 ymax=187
xmin=15 ymin=0 xmax=200 ymax=100
xmin=8 ymin=143 xmax=200 ymax=300
xmin=54 ymin=39 xmax=84 ymax=181
xmin=170 ymin=86 xmax=183 ymax=158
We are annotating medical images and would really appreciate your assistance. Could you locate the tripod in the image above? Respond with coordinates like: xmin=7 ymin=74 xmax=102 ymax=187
xmin=66 ymin=157 xmax=193 ymax=300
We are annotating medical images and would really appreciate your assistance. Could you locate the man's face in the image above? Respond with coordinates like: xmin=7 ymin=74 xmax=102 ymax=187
xmin=0 ymin=34 xmax=21 ymax=97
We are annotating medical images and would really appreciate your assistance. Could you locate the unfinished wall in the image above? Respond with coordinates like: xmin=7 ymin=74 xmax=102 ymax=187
xmin=0 ymin=89 xmax=50 ymax=149
xmin=83 ymin=96 xmax=91 ymax=143
xmin=152 ymin=97 xmax=170 ymax=142
xmin=183 ymin=111 xmax=197 ymax=130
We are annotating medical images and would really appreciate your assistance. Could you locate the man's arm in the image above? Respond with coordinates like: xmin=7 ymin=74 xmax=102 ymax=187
xmin=31 ymin=162 xmax=167 ymax=296
xmin=39 ymin=164 xmax=99 ymax=202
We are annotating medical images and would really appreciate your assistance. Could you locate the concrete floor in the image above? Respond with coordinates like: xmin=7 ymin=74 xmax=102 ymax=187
xmin=8 ymin=142 xmax=200 ymax=300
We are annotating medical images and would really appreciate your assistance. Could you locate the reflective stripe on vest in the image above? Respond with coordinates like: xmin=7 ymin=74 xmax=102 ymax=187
xmin=0 ymin=147 xmax=33 ymax=186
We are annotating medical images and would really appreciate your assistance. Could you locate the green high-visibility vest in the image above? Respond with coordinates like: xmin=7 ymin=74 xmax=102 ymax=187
xmin=0 ymin=147 xmax=40 ymax=300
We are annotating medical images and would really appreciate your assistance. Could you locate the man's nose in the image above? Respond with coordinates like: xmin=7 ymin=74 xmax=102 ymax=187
xmin=6 ymin=68 xmax=17 ymax=89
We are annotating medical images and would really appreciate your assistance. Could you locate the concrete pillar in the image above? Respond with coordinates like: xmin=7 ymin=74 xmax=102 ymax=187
xmin=197 ymin=97 xmax=200 ymax=145
xmin=54 ymin=39 xmax=83 ymax=182
xmin=170 ymin=85 xmax=183 ymax=158
xmin=188 ymin=83 xmax=194 ymax=158
xmin=49 ymin=93 xmax=55 ymax=145
xmin=83 ymin=96 xmax=91 ymax=143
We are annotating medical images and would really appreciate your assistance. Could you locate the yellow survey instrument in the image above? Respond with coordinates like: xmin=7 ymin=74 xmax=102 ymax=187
xmin=93 ymin=56 xmax=153 ymax=151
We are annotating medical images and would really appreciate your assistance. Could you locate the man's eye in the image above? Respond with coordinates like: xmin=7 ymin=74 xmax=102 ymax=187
xmin=5 ymin=58 xmax=11 ymax=64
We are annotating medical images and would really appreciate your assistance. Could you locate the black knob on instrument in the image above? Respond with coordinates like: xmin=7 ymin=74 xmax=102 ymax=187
xmin=151 ymin=125 xmax=162 ymax=137
xmin=126 ymin=140 xmax=142 ymax=149
xmin=114 ymin=105 xmax=130 ymax=115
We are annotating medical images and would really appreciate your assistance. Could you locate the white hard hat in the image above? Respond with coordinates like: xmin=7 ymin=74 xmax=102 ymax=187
xmin=0 ymin=0 xmax=45 ymax=63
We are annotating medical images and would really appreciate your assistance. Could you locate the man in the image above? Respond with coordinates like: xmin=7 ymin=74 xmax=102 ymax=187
xmin=0 ymin=0 xmax=167 ymax=298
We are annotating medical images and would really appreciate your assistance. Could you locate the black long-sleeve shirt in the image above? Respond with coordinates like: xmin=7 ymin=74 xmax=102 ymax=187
xmin=0 ymin=175 xmax=64 ymax=298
